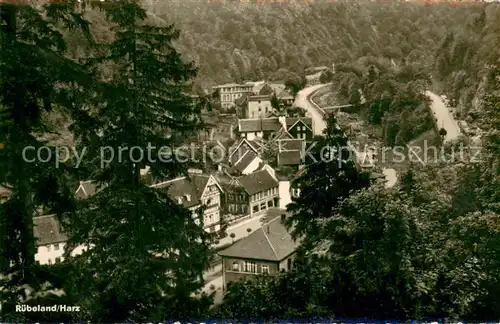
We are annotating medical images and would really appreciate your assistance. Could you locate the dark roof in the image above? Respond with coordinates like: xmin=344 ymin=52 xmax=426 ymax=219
xmin=234 ymin=151 xmax=260 ymax=173
xmin=278 ymin=139 xmax=304 ymax=151
xmin=277 ymin=89 xmax=294 ymax=100
xmin=219 ymin=211 xmax=299 ymax=261
xmin=238 ymin=117 xmax=312 ymax=133
xmin=33 ymin=215 xmax=68 ymax=246
xmin=238 ymin=118 xmax=282 ymax=133
xmin=229 ymin=139 xmax=261 ymax=165
xmin=151 ymin=172 xmax=217 ymax=208
xmin=238 ymin=169 xmax=278 ymax=195
xmin=235 ymin=92 xmax=249 ymax=106
xmin=153 ymin=177 xmax=201 ymax=208
xmin=278 ymin=150 xmax=303 ymax=166
xmin=249 ymin=94 xmax=272 ymax=102
xmin=270 ymin=128 xmax=293 ymax=141
xmin=286 ymin=117 xmax=313 ymax=129
xmin=191 ymin=174 xmax=211 ymax=195
xmin=75 ymin=180 xmax=98 ymax=199
xmin=258 ymin=84 xmax=274 ymax=95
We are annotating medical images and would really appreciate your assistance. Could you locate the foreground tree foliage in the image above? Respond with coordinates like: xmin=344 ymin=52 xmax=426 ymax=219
xmin=60 ymin=1 xmax=214 ymax=321
xmin=287 ymin=114 xmax=371 ymax=247
xmin=0 ymin=1 xmax=92 ymax=321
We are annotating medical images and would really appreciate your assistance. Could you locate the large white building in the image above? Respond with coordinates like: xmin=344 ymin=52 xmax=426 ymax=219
xmin=213 ymin=83 xmax=254 ymax=109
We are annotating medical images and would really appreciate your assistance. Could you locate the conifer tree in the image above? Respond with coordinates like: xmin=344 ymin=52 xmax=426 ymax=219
xmin=0 ymin=1 xmax=93 ymax=320
xmin=62 ymin=1 xmax=213 ymax=321
xmin=286 ymin=114 xmax=371 ymax=248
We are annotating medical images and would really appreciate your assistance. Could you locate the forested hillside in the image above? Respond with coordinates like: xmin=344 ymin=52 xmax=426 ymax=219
xmin=77 ymin=1 xmax=493 ymax=86
xmin=69 ymin=0 xmax=500 ymax=144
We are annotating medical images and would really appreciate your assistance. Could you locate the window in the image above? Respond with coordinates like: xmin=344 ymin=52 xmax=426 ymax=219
xmin=261 ymin=265 xmax=269 ymax=274
xmin=55 ymin=257 xmax=61 ymax=264
xmin=253 ymin=205 xmax=259 ymax=213
xmin=244 ymin=261 xmax=257 ymax=273
xmin=228 ymin=194 xmax=234 ymax=201
xmin=46 ymin=245 xmax=51 ymax=252
xmin=54 ymin=243 xmax=59 ymax=251
xmin=260 ymin=202 xmax=266 ymax=210
xmin=48 ymin=259 xmax=53 ymax=265
xmin=287 ymin=258 xmax=292 ymax=270
xmin=232 ymin=262 xmax=240 ymax=271
xmin=268 ymin=200 xmax=273 ymax=208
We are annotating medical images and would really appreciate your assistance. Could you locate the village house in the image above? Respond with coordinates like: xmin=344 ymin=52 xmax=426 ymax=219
xmin=226 ymin=138 xmax=264 ymax=176
xmin=150 ymin=170 xmax=224 ymax=233
xmin=276 ymin=88 xmax=295 ymax=106
xmin=245 ymin=95 xmax=274 ymax=119
xmin=33 ymin=214 xmax=87 ymax=265
xmin=219 ymin=209 xmax=300 ymax=290
xmin=237 ymin=116 xmax=313 ymax=141
xmin=219 ymin=175 xmax=250 ymax=222
xmin=219 ymin=165 xmax=280 ymax=221
xmin=236 ymin=166 xmax=279 ymax=217
xmin=276 ymin=138 xmax=306 ymax=170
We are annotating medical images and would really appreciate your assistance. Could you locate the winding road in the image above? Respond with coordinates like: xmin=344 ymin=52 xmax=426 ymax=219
xmin=294 ymin=84 xmax=330 ymax=135
xmin=425 ymin=90 xmax=461 ymax=143
xmin=295 ymin=84 xmax=398 ymax=188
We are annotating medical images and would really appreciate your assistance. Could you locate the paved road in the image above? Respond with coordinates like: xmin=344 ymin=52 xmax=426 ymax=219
xmin=294 ymin=84 xmax=332 ymax=135
xmin=297 ymin=84 xmax=398 ymax=188
xmin=425 ymin=91 xmax=461 ymax=143
xmin=215 ymin=214 xmax=266 ymax=248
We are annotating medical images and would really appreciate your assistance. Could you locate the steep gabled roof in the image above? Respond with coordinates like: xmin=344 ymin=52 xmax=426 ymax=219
xmin=235 ymin=92 xmax=249 ymax=106
xmin=75 ymin=180 xmax=100 ymax=200
xmin=33 ymin=214 xmax=68 ymax=246
xmin=238 ymin=169 xmax=278 ymax=195
xmin=270 ymin=127 xmax=294 ymax=142
xmin=234 ymin=151 xmax=261 ymax=173
xmin=219 ymin=211 xmax=299 ymax=261
xmin=150 ymin=173 xmax=222 ymax=208
xmin=278 ymin=150 xmax=303 ymax=166
xmin=229 ymin=138 xmax=261 ymax=164
xmin=151 ymin=177 xmax=201 ymax=208
xmin=286 ymin=117 xmax=313 ymax=131
xmin=277 ymin=89 xmax=294 ymax=100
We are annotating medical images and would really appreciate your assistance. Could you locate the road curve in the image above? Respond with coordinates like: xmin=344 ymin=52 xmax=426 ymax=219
xmin=425 ymin=90 xmax=461 ymax=143
xmin=294 ymin=83 xmax=332 ymax=135
xmin=297 ymin=83 xmax=398 ymax=188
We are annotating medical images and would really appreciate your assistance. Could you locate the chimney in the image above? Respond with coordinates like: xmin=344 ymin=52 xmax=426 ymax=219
xmin=278 ymin=116 xmax=286 ymax=130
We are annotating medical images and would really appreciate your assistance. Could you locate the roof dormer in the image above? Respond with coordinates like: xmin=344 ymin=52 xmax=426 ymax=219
xmin=185 ymin=194 xmax=191 ymax=202
xmin=177 ymin=196 xmax=183 ymax=204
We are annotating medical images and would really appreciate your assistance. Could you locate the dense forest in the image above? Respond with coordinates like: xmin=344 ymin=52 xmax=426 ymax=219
xmin=71 ymin=1 xmax=500 ymax=144
xmin=0 ymin=0 xmax=499 ymax=322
